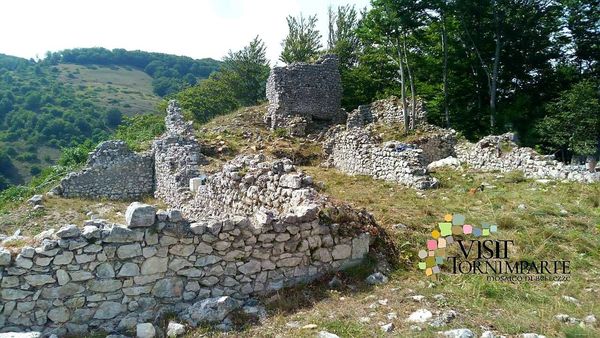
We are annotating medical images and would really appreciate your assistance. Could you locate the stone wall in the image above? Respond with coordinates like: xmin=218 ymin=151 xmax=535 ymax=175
xmin=346 ymin=97 xmax=426 ymax=129
xmin=179 ymin=155 xmax=317 ymax=220
xmin=3 ymin=99 xmax=378 ymax=336
xmin=265 ymin=54 xmax=344 ymax=136
xmin=323 ymin=127 xmax=438 ymax=189
xmin=410 ymin=126 xmax=457 ymax=165
xmin=0 ymin=201 xmax=371 ymax=336
xmin=153 ymin=101 xmax=205 ymax=208
xmin=56 ymin=141 xmax=154 ymax=200
xmin=456 ymin=133 xmax=600 ymax=182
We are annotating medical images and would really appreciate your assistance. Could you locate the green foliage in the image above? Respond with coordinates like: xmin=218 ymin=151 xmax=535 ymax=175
xmin=0 ymin=185 xmax=33 ymax=213
xmin=335 ymin=0 xmax=596 ymax=148
xmin=176 ymin=75 xmax=239 ymax=123
xmin=327 ymin=5 xmax=361 ymax=69
xmin=280 ymin=14 xmax=322 ymax=64
xmin=105 ymin=108 xmax=123 ymax=128
xmin=221 ymin=36 xmax=270 ymax=106
xmin=45 ymin=47 xmax=221 ymax=97
xmin=273 ymin=128 xmax=288 ymax=138
xmin=175 ymin=37 xmax=270 ymax=124
xmin=57 ymin=140 xmax=95 ymax=167
xmin=114 ymin=114 xmax=165 ymax=151
xmin=537 ymin=80 xmax=600 ymax=156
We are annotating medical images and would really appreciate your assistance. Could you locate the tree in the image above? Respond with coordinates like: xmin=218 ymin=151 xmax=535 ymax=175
xmin=176 ymin=75 xmax=239 ymax=123
xmin=280 ymin=14 xmax=322 ymax=64
xmin=327 ymin=5 xmax=361 ymax=69
xmin=359 ymin=0 xmax=427 ymax=133
xmin=537 ymin=80 xmax=600 ymax=160
xmin=560 ymin=0 xmax=600 ymax=77
xmin=221 ymin=36 xmax=270 ymax=106
xmin=105 ymin=108 xmax=123 ymax=128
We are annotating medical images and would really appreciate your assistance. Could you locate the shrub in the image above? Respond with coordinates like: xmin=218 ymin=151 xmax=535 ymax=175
xmin=114 ymin=114 xmax=165 ymax=151
xmin=58 ymin=140 xmax=95 ymax=167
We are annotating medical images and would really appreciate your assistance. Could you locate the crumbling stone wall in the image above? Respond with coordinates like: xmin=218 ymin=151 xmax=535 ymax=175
xmin=323 ymin=127 xmax=438 ymax=189
xmin=346 ymin=97 xmax=426 ymax=129
xmin=153 ymin=101 xmax=205 ymax=207
xmin=0 ymin=201 xmax=371 ymax=336
xmin=265 ymin=55 xmax=345 ymax=136
xmin=56 ymin=141 xmax=154 ymax=200
xmin=323 ymin=97 xmax=449 ymax=189
xmin=410 ymin=126 xmax=457 ymax=165
xmin=180 ymin=154 xmax=317 ymax=220
xmin=456 ymin=133 xmax=600 ymax=182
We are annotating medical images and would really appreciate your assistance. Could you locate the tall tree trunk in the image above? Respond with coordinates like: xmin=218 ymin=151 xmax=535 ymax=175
xmin=395 ymin=36 xmax=409 ymax=134
xmin=442 ymin=12 xmax=449 ymax=128
xmin=327 ymin=6 xmax=335 ymax=50
xmin=490 ymin=0 xmax=502 ymax=132
xmin=402 ymin=33 xmax=417 ymax=130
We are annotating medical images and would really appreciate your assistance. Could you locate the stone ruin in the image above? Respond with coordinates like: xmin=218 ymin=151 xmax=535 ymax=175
xmin=320 ymin=93 xmax=599 ymax=188
xmin=0 ymin=101 xmax=377 ymax=336
xmin=323 ymin=98 xmax=457 ymax=189
xmin=346 ymin=96 xmax=426 ymax=129
xmin=55 ymin=141 xmax=154 ymax=200
xmin=264 ymin=54 xmax=345 ymax=136
xmin=456 ymin=133 xmax=600 ymax=182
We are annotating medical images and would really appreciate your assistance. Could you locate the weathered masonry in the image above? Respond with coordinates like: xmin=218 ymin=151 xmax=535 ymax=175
xmin=0 ymin=201 xmax=371 ymax=335
xmin=56 ymin=141 xmax=154 ymax=200
xmin=264 ymin=54 xmax=345 ymax=136
xmin=2 ymin=100 xmax=376 ymax=336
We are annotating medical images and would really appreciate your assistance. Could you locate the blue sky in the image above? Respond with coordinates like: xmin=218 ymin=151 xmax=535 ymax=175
xmin=0 ymin=0 xmax=370 ymax=65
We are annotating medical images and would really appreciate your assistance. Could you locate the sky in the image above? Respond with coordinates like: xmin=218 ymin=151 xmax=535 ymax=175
xmin=0 ymin=0 xmax=370 ymax=66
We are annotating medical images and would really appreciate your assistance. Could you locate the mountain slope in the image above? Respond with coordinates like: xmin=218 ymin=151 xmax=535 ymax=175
xmin=0 ymin=49 xmax=220 ymax=188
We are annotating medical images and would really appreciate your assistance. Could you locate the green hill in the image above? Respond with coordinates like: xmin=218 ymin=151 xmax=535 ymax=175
xmin=0 ymin=49 xmax=221 ymax=188
xmin=56 ymin=63 xmax=160 ymax=116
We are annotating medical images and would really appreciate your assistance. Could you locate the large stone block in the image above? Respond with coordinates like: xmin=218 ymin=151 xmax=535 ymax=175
xmin=126 ymin=202 xmax=156 ymax=228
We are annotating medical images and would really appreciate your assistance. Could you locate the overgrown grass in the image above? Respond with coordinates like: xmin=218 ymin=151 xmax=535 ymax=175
xmin=212 ymin=167 xmax=598 ymax=337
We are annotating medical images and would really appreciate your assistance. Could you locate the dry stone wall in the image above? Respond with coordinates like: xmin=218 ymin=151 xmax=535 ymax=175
xmin=323 ymin=97 xmax=452 ymax=189
xmin=180 ymin=154 xmax=318 ymax=220
xmin=265 ymin=55 xmax=345 ymax=136
xmin=0 ymin=201 xmax=371 ymax=336
xmin=5 ymin=100 xmax=376 ymax=336
xmin=56 ymin=141 xmax=154 ymax=200
xmin=323 ymin=127 xmax=438 ymax=189
xmin=153 ymin=101 xmax=205 ymax=207
xmin=456 ymin=133 xmax=600 ymax=182
xmin=346 ymin=97 xmax=426 ymax=129
xmin=409 ymin=126 xmax=457 ymax=165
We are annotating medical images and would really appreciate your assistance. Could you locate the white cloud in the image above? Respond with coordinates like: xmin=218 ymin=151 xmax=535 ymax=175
xmin=0 ymin=0 xmax=370 ymax=64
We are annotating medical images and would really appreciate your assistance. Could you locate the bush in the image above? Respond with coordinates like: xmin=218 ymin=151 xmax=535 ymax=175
xmin=176 ymin=75 xmax=239 ymax=123
xmin=30 ymin=166 xmax=41 ymax=176
xmin=114 ymin=114 xmax=165 ymax=151
xmin=58 ymin=140 xmax=95 ymax=167
xmin=537 ymin=80 xmax=600 ymax=156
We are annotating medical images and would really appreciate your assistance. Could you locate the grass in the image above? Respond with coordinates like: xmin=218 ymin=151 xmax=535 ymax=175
xmin=57 ymin=64 xmax=161 ymax=116
xmin=0 ymin=194 xmax=161 ymax=237
xmin=195 ymin=105 xmax=324 ymax=172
